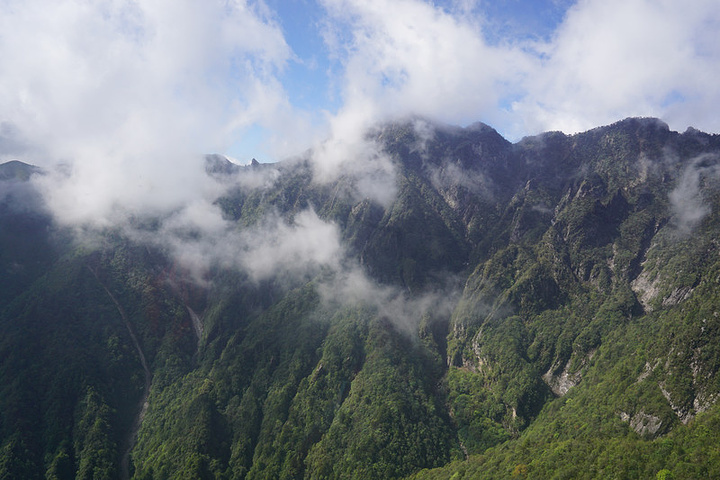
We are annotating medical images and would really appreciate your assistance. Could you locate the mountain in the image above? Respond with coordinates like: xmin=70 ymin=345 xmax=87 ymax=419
xmin=1 ymin=117 xmax=720 ymax=479
xmin=0 ymin=160 xmax=42 ymax=181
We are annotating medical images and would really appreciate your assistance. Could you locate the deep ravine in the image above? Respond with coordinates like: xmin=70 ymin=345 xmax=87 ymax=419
xmin=88 ymin=266 xmax=152 ymax=480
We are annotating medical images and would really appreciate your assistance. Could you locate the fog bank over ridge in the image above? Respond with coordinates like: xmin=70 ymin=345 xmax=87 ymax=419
xmin=0 ymin=0 xmax=717 ymax=239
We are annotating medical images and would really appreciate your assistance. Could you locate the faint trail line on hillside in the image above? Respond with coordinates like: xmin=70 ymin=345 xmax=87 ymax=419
xmin=87 ymin=266 xmax=152 ymax=480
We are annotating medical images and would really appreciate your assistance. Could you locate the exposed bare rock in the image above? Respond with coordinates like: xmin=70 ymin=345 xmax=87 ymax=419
xmin=631 ymin=270 xmax=660 ymax=312
xmin=542 ymin=360 xmax=581 ymax=396
xmin=631 ymin=412 xmax=663 ymax=437
xmin=619 ymin=411 xmax=663 ymax=437
xmin=662 ymin=286 xmax=694 ymax=306
xmin=694 ymin=392 xmax=718 ymax=415
xmin=632 ymin=271 xmax=694 ymax=312
xmin=637 ymin=360 xmax=659 ymax=382
xmin=543 ymin=350 xmax=596 ymax=396
xmin=660 ymin=383 xmax=693 ymax=424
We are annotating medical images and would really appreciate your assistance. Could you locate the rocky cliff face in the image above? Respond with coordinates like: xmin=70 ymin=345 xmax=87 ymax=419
xmin=2 ymin=117 xmax=720 ymax=479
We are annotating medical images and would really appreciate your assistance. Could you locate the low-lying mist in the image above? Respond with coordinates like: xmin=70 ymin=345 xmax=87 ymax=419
xmin=19 ymin=125 xmax=458 ymax=335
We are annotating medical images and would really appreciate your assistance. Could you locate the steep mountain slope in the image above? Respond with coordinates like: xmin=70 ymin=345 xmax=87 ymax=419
xmin=1 ymin=118 xmax=720 ymax=479
xmin=414 ymin=119 xmax=720 ymax=479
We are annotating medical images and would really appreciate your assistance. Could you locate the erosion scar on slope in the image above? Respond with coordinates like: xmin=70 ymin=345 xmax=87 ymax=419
xmin=187 ymin=305 xmax=203 ymax=341
xmin=87 ymin=266 xmax=152 ymax=480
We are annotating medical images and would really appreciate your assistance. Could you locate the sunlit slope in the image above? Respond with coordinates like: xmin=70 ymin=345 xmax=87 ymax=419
xmin=2 ymin=118 xmax=720 ymax=479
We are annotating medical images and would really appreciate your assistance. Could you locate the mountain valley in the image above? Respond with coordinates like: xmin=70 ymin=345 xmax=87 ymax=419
xmin=2 ymin=117 xmax=720 ymax=479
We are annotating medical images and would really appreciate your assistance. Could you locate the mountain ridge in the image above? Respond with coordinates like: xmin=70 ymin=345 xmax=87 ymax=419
xmin=1 ymin=117 xmax=720 ymax=479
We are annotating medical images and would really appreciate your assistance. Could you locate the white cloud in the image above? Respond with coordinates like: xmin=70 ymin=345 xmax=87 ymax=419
xmin=669 ymin=154 xmax=720 ymax=235
xmin=306 ymin=0 xmax=529 ymax=205
xmin=310 ymin=128 xmax=398 ymax=207
xmin=131 ymin=206 xmax=343 ymax=286
xmin=315 ymin=0 xmax=720 ymax=145
xmin=317 ymin=264 xmax=461 ymax=334
xmin=297 ymin=0 xmax=720 ymax=220
xmin=238 ymin=209 xmax=344 ymax=281
xmin=2 ymin=0 xmax=719 ymax=281
xmin=0 ymin=0 xmax=299 ymax=225
xmin=512 ymin=0 xmax=720 ymax=137
xmin=319 ymin=0 xmax=527 ymax=130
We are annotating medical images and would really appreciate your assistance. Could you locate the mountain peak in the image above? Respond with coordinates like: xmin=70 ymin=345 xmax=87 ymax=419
xmin=204 ymin=154 xmax=240 ymax=176
xmin=0 ymin=160 xmax=42 ymax=181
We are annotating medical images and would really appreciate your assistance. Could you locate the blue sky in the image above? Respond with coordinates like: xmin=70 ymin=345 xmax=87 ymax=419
xmin=0 ymin=0 xmax=719 ymax=224
xmin=238 ymin=0 xmax=577 ymax=159
xmin=228 ymin=0 xmax=718 ymax=161
xmin=2 ymin=0 xmax=719 ymax=166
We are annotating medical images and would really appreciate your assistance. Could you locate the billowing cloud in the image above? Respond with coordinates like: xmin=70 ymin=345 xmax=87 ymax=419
xmin=315 ymin=0 xmax=720 ymax=144
xmin=306 ymin=0 xmax=528 ymax=205
xmin=319 ymin=0 xmax=527 ymax=132
xmin=669 ymin=154 xmax=720 ymax=235
xmin=238 ymin=209 xmax=344 ymax=281
xmin=0 ymin=0 xmax=299 ymax=225
xmin=109 ymin=185 xmax=460 ymax=332
xmin=507 ymin=0 xmax=720 ymax=137
xmin=130 ymin=206 xmax=343 ymax=286
xmin=310 ymin=130 xmax=398 ymax=207
xmin=4 ymin=0 xmax=717 ymax=229
xmin=1 ymin=0 xmax=718 ymax=306
xmin=304 ymin=0 xmax=720 ymax=207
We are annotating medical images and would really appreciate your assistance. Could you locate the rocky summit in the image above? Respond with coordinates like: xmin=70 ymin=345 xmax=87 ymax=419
xmin=2 ymin=117 xmax=720 ymax=479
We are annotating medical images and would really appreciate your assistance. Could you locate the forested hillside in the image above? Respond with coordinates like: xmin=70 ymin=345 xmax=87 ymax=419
xmin=2 ymin=117 xmax=720 ymax=479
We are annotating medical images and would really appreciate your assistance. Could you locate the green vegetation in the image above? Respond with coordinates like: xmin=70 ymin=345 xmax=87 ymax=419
xmin=2 ymin=118 xmax=720 ymax=478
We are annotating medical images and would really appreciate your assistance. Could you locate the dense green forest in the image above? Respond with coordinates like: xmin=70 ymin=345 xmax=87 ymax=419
xmin=1 ymin=118 xmax=720 ymax=479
